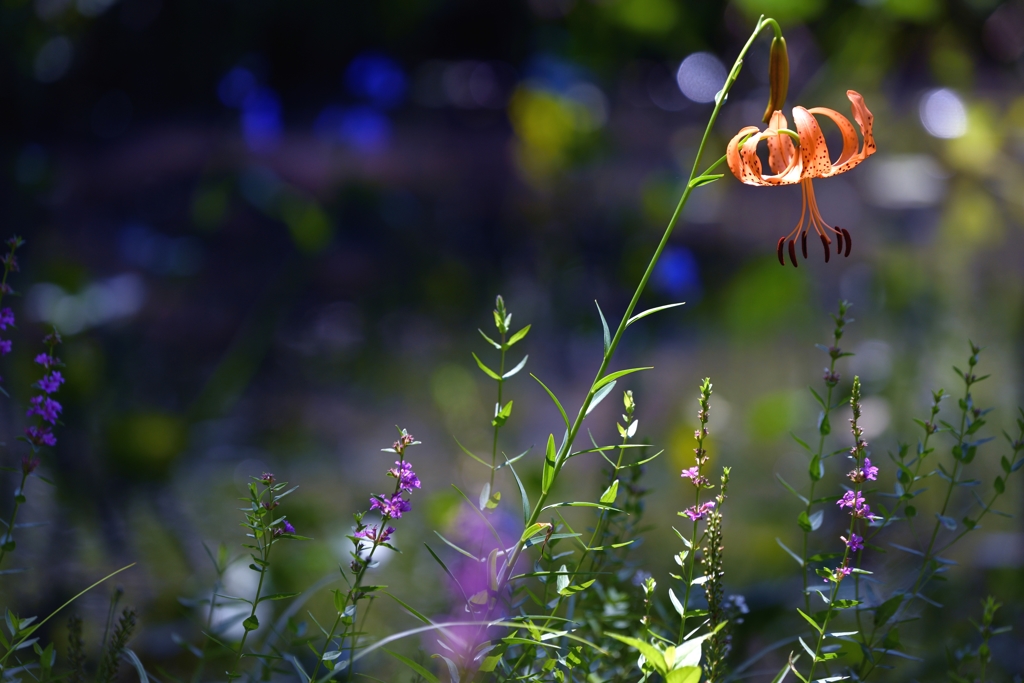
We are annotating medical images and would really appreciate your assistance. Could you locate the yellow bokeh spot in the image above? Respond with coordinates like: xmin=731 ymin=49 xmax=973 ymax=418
xmin=507 ymin=86 xmax=599 ymax=182
xmin=747 ymin=390 xmax=804 ymax=441
xmin=610 ymin=0 xmax=679 ymax=35
xmin=882 ymin=0 xmax=942 ymax=22
xmin=733 ymin=0 xmax=825 ymax=22
xmin=945 ymin=103 xmax=999 ymax=174
xmin=939 ymin=180 xmax=1003 ymax=248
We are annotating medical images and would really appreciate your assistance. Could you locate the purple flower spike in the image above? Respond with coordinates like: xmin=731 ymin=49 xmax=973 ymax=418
xmin=681 ymin=501 xmax=716 ymax=521
xmin=0 ymin=308 xmax=13 ymax=330
xmin=370 ymin=492 xmax=412 ymax=519
xmin=681 ymin=467 xmax=709 ymax=487
xmin=35 ymin=353 xmax=56 ymax=368
xmin=388 ymin=460 xmax=421 ymax=492
xmin=824 ymin=566 xmax=853 ymax=583
xmin=355 ymin=525 xmax=396 ymax=544
xmin=862 ymin=458 xmax=878 ymax=481
xmin=27 ymin=396 xmax=62 ymax=425
xmin=25 ymin=425 xmax=57 ymax=447
xmin=0 ymin=340 xmax=10 ymax=355
xmin=843 ymin=533 xmax=864 ymax=552
xmin=38 ymin=372 xmax=65 ymax=394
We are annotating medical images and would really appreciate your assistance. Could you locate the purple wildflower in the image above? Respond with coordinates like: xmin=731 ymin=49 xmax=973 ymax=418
xmin=862 ymin=458 xmax=878 ymax=481
xmin=0 ymin=308 xmax=13 ymax=330
xmin=35 ymin=353 xmax=55 ymax=368
xmin=282 ymin=520 xmax=295 ymax=534
xmin=37 ymin=371 xmax=64 ymax=394
xmin=681 ymin=501 xmax=716 ymax=521
xmin=370 ymin=492 xmax=412 ymax=519
xmin=843 ymin=533 xmax=864 ymax=552
xmin=838 ymin=490 xmax=878 ymax=520
xmin=25 ymin=425 xmax=57 ymax=447
xmin=27 ymin=396 xmax=62 ymax=425
xmin=681 ymin=467 xmax=709 ymax=487
xmin=824 ymin=566 xmax=853 ymax=583
xmin=354 ymin=525 xmax=395 ymax=544
xmin=388 ymin=460 xmax=421 ymax=493
xmin=0 ymin=340 xmax=10 ymax=355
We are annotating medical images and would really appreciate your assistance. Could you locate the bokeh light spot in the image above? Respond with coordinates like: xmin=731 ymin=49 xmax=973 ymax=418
xmin=676 ymin=52 xmax=726 ymax=104
xmin=218 ymin=67 xmax=257 ymax=108
xmin=653 ymin=246 xmax=701 ymax=299
xmin=241 ymin=87 xmax=282 ymax=151
xmin=34 ymin=36 xmax=73 ymax=83
xmin=611 ymin=0 xmax=679 ymax=34
xmin=340 ymin=106 xmax=391 ymax=152
xmin=919 ymin=88 xmax=967 ymax=139
xmin=345 ymin=52 xmax=407 ymax=109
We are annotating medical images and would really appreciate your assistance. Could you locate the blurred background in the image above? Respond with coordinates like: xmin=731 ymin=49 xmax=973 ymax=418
xmin=2 ymin=0 xmax=1024 ymax=677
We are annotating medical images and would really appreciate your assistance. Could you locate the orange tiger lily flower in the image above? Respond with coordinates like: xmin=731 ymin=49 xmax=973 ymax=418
xmin=727 ymin=90 xmax=876 ymax=267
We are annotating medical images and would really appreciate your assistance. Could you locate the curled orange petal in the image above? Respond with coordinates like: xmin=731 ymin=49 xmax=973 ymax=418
xmin=808 ymin=90 xmax=876 ymax=177
xmin=792 ymin=106 xmax=831 ymax=179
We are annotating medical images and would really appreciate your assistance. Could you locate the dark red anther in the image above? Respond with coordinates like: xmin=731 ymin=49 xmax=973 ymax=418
xmin=835 ymin=230 xmax=843 ymax=255
xmin=788 ymin=239 xmax=798 ymax=268
xmin=777 ymin=236 xmax=786 ymax=266
xmin=840 ymin=228 xmax=852 ymax=257
xmin=800 ymin=231 xmax=808 ymax=259
xmin=820 ymin=234 xmax=830 ymax=263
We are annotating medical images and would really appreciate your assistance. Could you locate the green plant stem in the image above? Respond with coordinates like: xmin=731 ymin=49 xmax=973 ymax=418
xmin=191 ymin=573 xmax=223 ymax=683
xmin=0 ymin=471 xmax=28 ymax=570
xmin=800 ymin=386 xmax=833 ymax=613
xmin=497 ymin=16 xmax=777 ymax=598
xmin=489 ymin=331 xmax=507 ymax=491
xmin=310 ymin=453 xmax=408 ymax=683
xmin=229 ymin=520 xmax=275 ymax=681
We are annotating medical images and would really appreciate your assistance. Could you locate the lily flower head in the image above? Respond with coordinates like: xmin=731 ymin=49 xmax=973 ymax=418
xmin=727 ymin=90 xmax=876 ymax=266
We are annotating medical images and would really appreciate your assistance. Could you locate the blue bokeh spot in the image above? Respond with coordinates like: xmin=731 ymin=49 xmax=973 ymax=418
xmin=344 ymin=53 xmax=406 ymax=109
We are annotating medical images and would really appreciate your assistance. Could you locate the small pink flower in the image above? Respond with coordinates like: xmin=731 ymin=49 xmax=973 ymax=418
xmin=681 ymin=501 xmax=716 ymax=521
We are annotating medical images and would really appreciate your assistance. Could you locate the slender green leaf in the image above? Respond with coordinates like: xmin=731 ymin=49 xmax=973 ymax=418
xmin=506 ymin=324 xmax=530 ymax=347
xmin=471 ymin=353 xmax=502 ymax=381
xmin=503 ymin=454 xmax=530 ymax=524
xmin=776 ymin=538 xmax=804 ymax=567
xmin=595 ymin=301 xmax=611 ymax=354
xmin=542 ymin=434 xmax=557 ymax=494
xmin=600 ymin=480 xmax=619 ymax=504
xmin=531 ymin=375 xmax=570 ymax=431
xmin=776 ymin=474 xmax=809 ymax=505
xmin=626 ymin=302 xmax=686 ymax=328
xmin=594 ymin=367 xmax=653 ymax=391
xmin=453 ymin=437 xmax=492 ymax=470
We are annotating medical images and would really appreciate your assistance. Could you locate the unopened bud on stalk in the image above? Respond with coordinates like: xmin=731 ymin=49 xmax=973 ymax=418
xmin=761 ymin=35 xmax=789 ymax=124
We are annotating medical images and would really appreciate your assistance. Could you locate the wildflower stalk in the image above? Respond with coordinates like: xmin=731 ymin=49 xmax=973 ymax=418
xmin=496 ymin=12 xmax=783 ymax=602
xmin=311 ymin=431 xmax=419 ymax=683
xmin=701 ymin=467 xmax=731 ymax=682
xmin=802 ymin=377 xmax=869 ymax=683
xmin=798 ymin=301 xmax=851 ymax=613
xmin=1 ymin=328 xmax=63 ymax=570
xmin=679 ymin=379 xmax=713 ymax=643
xmin=228 ymin=474 xmax=299 ymax=681
xmin=0 ymin=237 xmax=26 ymax=570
